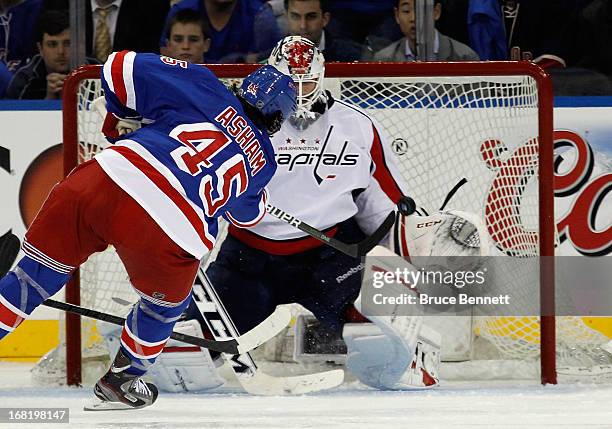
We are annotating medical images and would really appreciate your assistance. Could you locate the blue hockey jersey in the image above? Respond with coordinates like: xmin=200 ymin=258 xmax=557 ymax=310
xmin=95 ymin=51 xmax=276 ymax=259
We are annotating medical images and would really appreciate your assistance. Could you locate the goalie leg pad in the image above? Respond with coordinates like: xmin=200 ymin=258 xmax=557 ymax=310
xmin=144 ymin=319 xmax=225 ymax=393
xmin=343 ymin=323 xmax=411 ymax=389
xmin=392 ymin=324 xmax=441 ymax=389
xmin=343 ymin=322 xmax=441 ymax=390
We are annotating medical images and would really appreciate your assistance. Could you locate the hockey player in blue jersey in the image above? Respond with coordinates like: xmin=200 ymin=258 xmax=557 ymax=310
xmin=0 ymin=51 xmax=296 ymax=409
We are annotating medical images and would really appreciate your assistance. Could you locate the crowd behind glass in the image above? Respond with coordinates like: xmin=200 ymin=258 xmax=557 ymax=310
xmin=1 ymin=0 xmax=610 ymax=99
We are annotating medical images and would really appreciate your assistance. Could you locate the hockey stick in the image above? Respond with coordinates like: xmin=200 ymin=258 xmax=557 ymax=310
xmin=265 ymin=204 xmax=398 ymax=258
xmin=42 ymin=298 xmax=290 ymax=355
xmin=0 ymin=230 xmax=20 ymax=278
xmin=194 ymin=268 xmax=345 ymax=395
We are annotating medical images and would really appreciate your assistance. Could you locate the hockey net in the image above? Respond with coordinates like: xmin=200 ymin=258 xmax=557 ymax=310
xmin=35 ymin=62 xmax=612 ymax=387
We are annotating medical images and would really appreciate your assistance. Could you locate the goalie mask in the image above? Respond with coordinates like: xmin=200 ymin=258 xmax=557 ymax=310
xmin=268 ymin=36 xmax=326 ymax=122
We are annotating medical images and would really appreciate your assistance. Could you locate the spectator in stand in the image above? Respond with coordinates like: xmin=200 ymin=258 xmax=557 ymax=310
xmin=87 ymin=0 xmax=169 ymax=62
xmin=324 ymin=0 xmax=402 ymax=56
xmin=0 ymin=0 xmax=44 ymax=73
xmin=161 ymin=0 xmax=282 ymax=63
xmin=5 ymin=10 xmax=97 ymax=99
xmin=162 ymin=9 xmax=211 ymax=63
xmin=372 ymin=0 xmax=479 ymax=62
xmin=284 ymin=0 xmax=361 ymax=61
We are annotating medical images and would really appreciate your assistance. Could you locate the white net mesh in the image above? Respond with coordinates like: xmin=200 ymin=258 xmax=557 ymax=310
xmin=35 ymin=66 xmax=612 ymax=385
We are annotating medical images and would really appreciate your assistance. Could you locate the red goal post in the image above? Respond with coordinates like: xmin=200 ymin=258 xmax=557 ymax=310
xmin=61 ymin=61 xmax=555 ymax=386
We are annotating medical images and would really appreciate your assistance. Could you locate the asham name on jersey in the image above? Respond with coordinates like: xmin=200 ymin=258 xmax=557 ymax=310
xmin=215 ymin=106 xmax=268 ymax=176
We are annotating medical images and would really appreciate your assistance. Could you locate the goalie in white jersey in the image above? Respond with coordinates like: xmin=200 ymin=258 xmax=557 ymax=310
xmin=207 ymin=37 xmax=406 ymax=330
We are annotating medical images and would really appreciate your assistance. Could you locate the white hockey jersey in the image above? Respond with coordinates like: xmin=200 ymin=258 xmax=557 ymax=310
xmin=229 ymin=95 xmax=408 ymax=255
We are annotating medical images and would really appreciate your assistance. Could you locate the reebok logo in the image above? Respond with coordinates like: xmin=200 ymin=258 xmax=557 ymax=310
xmin=110 ymin=362 xmax=131 ymax=374
xmin=336 ymin=263 xmax=365 ymax=284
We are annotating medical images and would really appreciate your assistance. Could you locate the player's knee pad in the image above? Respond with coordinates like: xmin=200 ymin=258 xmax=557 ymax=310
xmin=0 ymin=256 xmax=71 ymax=337
xmin=102 ymin=319 xmax=225 ymax=392
xmin=119 ymin=295 xmax=191 ymax=375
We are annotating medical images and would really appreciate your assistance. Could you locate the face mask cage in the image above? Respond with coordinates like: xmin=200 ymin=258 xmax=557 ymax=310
xmin=292 ymin=71 xmax=324 ymax=119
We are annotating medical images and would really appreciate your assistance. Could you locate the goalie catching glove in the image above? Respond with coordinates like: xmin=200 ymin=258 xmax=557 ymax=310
xmin=92 ymin=96 xmax=143 ymax=141
xmin=389 ymin=209 xmax=489 ymax=273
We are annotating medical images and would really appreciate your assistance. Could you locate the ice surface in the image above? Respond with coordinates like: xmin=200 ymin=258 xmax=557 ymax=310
xmin=1 ymin=362 xmax=611 ymax=429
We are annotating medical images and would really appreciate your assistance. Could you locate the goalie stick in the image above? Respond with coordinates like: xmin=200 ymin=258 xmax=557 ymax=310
xmin=42 ymin=298 xmax=290 ymax=355
xmin=264 ymin=197 xmax=415 ymax=258
xmin=194 ymin=268 xmax=345 ymax=395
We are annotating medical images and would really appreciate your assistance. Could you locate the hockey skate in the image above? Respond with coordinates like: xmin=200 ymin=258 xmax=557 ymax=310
xmin=85 ymin=349 xmax=158 ymax=411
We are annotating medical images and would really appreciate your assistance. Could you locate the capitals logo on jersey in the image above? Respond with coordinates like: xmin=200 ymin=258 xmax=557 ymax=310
xmin=275 ymin=125 xmax=359 ymax=184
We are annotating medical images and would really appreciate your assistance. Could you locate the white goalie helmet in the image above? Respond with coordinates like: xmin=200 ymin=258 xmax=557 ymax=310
xmin=268 ymin=36 xmax=325 ymax=120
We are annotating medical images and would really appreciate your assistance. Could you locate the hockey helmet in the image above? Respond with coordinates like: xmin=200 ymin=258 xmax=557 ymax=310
xmin=238 ymin=64 xmax=297 ymax=133
xmin=268 ymin=36 xmax=325 ymax=120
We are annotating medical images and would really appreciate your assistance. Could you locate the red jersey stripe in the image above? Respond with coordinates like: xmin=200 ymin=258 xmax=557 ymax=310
xmin=111 ymin=50 xmax=129 ymax=105
xmin=370 ymin=124 xmax=403 ymax=203
xmin=121 ymin=328 xmax=167 ymax=359
xmin=0 ymin=297 xmax=25 ymax=331
xmin=110 ymin=146 xmax=214 ymax=251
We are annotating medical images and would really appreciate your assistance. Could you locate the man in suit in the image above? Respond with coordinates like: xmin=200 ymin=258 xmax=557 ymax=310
xmin=87 ymin=0 xmax=169 ymax=62
xmin=372 ymin=0 xmax=479 ymax=62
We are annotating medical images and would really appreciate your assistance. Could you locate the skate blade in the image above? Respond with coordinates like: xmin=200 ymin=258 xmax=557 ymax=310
xmin=84 ymin=399 xmax=137 ymax=411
